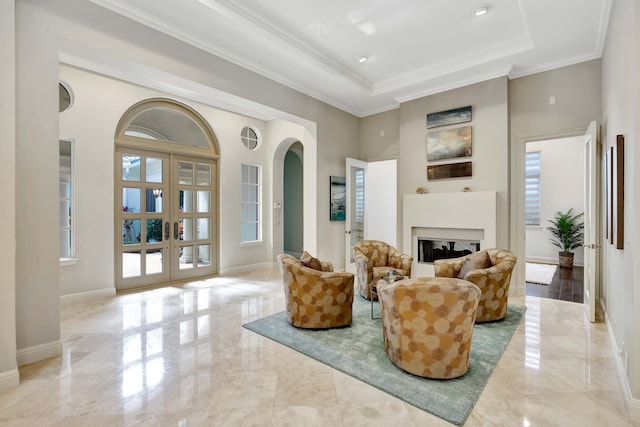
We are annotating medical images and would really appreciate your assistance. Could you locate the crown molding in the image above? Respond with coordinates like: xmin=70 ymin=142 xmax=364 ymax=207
xmin=595 ymin=0 xmax=614 ymax=57
xmin=88 ymin=0 xmax=364 ymax=117
xmin=206 ymin=0 xmax=372 ymax=90
xmin=372 ymin=35 xmax=533 ymax=96
xmin=508 ymin=52 xmax=602 ymax=80
xmin=394 ymin=66 xmax=512 ymax=105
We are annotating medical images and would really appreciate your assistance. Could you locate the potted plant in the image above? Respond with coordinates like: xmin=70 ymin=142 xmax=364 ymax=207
xmin=546 ymin=208 xmax=584 ymax=268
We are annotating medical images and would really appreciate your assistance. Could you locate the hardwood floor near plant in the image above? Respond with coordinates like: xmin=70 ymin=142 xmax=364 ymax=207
xmin=526 ymin=264 xmax=584 ymax=303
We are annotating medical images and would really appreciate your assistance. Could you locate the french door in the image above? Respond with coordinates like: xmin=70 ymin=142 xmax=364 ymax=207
xmin=116 ymin=147 xmax=217 ymax=290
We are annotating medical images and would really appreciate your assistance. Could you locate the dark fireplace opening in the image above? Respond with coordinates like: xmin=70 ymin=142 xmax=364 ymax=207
xmin=418 ymin=239 xmax=480 ymax=263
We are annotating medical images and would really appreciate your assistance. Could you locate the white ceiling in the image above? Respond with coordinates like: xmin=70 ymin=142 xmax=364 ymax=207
xmin=88 ymin=0 xmax=613 ymax=117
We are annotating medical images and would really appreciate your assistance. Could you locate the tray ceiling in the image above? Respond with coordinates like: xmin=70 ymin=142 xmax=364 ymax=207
xmin=89 ymin=0 xmax=612 ymax=117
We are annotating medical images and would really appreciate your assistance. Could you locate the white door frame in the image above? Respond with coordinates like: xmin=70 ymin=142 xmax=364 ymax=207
xmin=512 ymin=125 xmax=601 ymax=300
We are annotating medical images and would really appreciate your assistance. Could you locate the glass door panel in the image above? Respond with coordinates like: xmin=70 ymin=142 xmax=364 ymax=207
xmin=197 ymin=191 xmax=210 ymax=212
xmin=345 ymin=158 xmax=368 ymax=273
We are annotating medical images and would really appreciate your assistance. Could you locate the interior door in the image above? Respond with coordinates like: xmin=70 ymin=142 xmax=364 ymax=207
xmin=116 ymin=149 xmax=217 ymax=290
xmin=583 ymin=120 xmax=600 ymax=322
xmin=345 ymin=158 xmax=367 ymax=272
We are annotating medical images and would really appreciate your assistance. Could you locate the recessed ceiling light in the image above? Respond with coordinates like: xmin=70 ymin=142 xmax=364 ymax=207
xmin=358 ymin=55 xmax=369 ymax=63
xmin=473 ymin=4 xmax=490 ymax=16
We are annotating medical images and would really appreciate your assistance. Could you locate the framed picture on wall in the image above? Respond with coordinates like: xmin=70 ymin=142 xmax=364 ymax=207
xmin=613 ymin=135 xmax=624 ymax=249
xmin=426 ymin=126 xmax=472 ymax=161
xmin=426 ymin=106 xmax=472 ymax=129
xmin=427 ymin=161 xmax=472 ymax=180
xmin=330 ymin=176 xmax=346 ymax=221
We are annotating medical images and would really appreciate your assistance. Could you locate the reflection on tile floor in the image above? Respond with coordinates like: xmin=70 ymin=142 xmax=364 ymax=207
xmin=1 ymin=267 xmax=638 ymax=426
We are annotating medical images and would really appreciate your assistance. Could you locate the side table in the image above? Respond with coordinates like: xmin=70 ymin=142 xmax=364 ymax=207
xmin=371 ymin=274 xmax=406 ymax=319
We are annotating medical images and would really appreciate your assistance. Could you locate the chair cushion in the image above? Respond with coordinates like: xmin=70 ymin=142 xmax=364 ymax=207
xmin=300 ymin=251 xmax=323 ymax=271
xmin=457 ymin=250 xmax=491 ymax=278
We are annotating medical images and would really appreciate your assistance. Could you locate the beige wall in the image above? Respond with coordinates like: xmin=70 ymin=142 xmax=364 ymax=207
xmin=396 ymin=77 xmax=510 ymax=253
xmin=359 ymin=109 xmax=400 ymax=162
xmin=0 ymin=0 xmax=18 ymax=389
xmin=601 ymin=0 xmax=640 ymax=412
xmin=510 ymin=60 xmax=602 ymax=140
xmin=15 ymin=0 xmax=62 ymax=363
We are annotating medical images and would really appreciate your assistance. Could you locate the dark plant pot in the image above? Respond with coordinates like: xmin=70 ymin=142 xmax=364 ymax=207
xmin=558 ymin=252 xmax=574 ymax=268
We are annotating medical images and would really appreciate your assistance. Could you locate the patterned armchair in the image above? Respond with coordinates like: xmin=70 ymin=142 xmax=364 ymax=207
xmin=353 ymin=240 xmax=413 ymax=300
xmin=277 ymin=253 xmax=355 ymax=329
xmin=378 ymin=277 xmax=480 ymax=379
xmin=434 ymin=248 xmax=517 ymax=322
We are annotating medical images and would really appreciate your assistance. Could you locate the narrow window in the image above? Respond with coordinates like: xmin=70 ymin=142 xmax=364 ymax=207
xmin=60 ymin=139 xmax=74 ymax=258
xmin=241 ymin=164 xmax=261 ymax=242
xmin=525 ymin=151 xmax=541 ymax=226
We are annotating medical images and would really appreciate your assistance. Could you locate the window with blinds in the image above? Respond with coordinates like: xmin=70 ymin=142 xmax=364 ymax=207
xmin=525 ymin=151 xmax=541 ymax=226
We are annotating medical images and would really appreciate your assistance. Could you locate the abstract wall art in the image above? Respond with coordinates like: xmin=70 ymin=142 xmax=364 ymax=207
xmin=426 ymin=126 xmax=472 ymax=161
xmin=427 ymin=106 xmax=472 ymax=129
xmin=427 ymin=161 xmax=472 ymax=180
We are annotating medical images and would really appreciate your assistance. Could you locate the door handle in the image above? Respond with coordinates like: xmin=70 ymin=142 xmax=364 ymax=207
xmin=174 ymin=222 xmax=179 ymax=240
xmin=164 ymin=222 xmax=170 ymax=241
xmin=583 ymin=243 xmax=601 ymax=249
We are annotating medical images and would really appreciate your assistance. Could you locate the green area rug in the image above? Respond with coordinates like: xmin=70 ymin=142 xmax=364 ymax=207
xmin=243 ymin=297 xmax=525 ymax=426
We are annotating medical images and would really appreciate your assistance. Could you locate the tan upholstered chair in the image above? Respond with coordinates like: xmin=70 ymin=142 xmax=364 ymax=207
xmin=434 ymin=248 xmax=517 ymax=322
xmin=353 ymin=240 xmax=413 ymax=300
xmin=378 ymin=277 xmax=480 ymax=379
xmin=277 ymin=253 xmax=355 ymax=329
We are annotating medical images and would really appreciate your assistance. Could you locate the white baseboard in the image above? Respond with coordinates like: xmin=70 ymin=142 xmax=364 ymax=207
xmin=604 ymin=308 xmax=640 ymax=422
xmin=16 ymin=340 xmax=62 ymax=366
xmin=0 ymin=369 xmax=19 ymax=392
xmin=220 ymin=262 xmax=274 ymax=276
xmin=60 ymin=287 xmax=116 ymax=304
xmin=525 ymin=256 xmax=557 ymax=265
xmin=524 ymin=256 xmax=584 ymax=267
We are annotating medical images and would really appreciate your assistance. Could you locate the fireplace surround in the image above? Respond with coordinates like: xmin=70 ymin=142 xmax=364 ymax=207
xmin=403 ymin=192 xmax=497 ymax=277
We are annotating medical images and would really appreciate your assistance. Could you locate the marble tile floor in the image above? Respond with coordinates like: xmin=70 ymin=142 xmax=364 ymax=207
xmin=1 ymin=267 xmax=638 ymax=427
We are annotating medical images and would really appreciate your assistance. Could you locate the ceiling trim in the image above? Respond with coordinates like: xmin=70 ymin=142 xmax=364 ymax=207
xmin=394 ymin=66 xmax=513 ymax=105
xmin=372 ymin=35 xmax=534 ymax=96
xmin=88 ymin=0 xmax=364 ymax=117
xmin=594 ymin=0 xmax=614 ymax=56
xmin=58 ymin=39 xmax=324 ymax=131
xmin=204 ymin=0 xmax=372 ymax=90
xmin=508 ymin=52 xmax=602 ymax=80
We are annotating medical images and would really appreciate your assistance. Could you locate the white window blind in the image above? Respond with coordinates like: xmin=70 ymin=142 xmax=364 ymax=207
xmin=525 ymin=151 xmax=541 ymax=226
xmin=355 ymin=169 xmax=365 ymax=223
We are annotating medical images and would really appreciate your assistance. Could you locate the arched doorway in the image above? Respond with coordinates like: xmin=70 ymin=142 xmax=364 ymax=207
xmin=114 ymin=98 xmax=220 ymax=291
xmin=283 ymin=142 xmax=303 ymax=257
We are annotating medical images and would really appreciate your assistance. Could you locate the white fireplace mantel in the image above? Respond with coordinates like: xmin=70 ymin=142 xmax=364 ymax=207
xmin=403 ymin=191 xmax=497 ymax=277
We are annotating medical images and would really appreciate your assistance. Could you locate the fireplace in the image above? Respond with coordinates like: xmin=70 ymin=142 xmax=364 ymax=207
xmin=403 ymin=191 xmax=497 ymax=277
xmin=418 ymin=238 xmax=480 ymax=263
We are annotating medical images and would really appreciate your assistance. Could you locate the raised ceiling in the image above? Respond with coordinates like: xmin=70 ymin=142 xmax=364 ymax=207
xmin=89 ymin=0 xmax=612 ymax=117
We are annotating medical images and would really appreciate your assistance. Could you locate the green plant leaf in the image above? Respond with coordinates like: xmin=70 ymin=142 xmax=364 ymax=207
xmin=546 ymin=208 xmax=584 ymax=253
